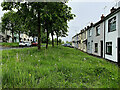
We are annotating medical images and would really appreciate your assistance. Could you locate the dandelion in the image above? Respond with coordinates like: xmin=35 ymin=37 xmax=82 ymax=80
xmin=29 ymin=74 xmax=31 ymax=77
xmin=31 ymin=55 xmax=32 ymax=56
xmin=55 ymin=64 xmax=56 ymax=66
xmin=84 ymin=58 xmax=86 ymax=60
xmin=38 ymin=60 xmax=40 ymax=62
xmin=112 ymin=78 xmax=114 ymax=80
xmin=1 ymin=63 xmax=3 ymax=66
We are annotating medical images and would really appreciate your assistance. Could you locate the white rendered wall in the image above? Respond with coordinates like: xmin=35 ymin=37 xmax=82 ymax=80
xmin=92 ymin=22 xmax=104 ymax=57
xmin=105 ymin=14 xmax=118 ymax=62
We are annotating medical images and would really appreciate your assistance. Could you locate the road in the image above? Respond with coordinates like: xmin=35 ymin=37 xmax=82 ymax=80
xmin=0 ymin=45 xmax=45 ymax=50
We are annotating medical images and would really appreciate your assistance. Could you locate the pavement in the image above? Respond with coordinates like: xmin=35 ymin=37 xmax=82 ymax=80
xmin=0 ymin=45 xmax=45 ymax=50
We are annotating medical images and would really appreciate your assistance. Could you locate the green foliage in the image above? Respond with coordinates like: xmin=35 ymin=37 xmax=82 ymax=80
xmin=0 ymin=42 xmax=19 ymax=47
xmin=1 ymin=1 xmax=76 ymax=48
xmin=1 ymin=46 xmax=119 ymax=88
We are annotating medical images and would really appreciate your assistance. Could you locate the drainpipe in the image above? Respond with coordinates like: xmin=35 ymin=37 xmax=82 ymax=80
xmin=104 ymin=21 xmax=105 ymax=58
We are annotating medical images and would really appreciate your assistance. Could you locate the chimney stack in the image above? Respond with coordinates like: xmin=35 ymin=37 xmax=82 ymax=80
xmin=87 ymin=26 xmax=89 ymax=29
xmin=101 ymin=14 xmax=105 ymax=20
xmin=110 ymin=7 xmax=116 ymax=13
xmin=90 ymin=23 xmax=93 ymax=26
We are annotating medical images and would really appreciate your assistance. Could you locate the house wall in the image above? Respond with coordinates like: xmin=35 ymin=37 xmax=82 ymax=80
xmin=82 ymin=30 xmax=87 ymax=52
xmin=87 ymin=27 xmax=94 ymax=54
xmin=72 ymin=38 xmax=74 ymax=47
xmin=73 ymin=36 xmax=77 ymax=48
xmin=118 ymin=11 xmax=120 ymax=37
xmin=81 ymin=32 xmax=84 ymax=51
xmin=76 ymin=35 xmax=78 ymax=48
xmin=92 ymin=22 xmax=104 ymax=57
xmin=20 ymin=34 xmax=33 ymax=42
xmin=72 ymin=37 xmax=75 ymax=47
xmin=105 ymin=13 xmax=118 ymax=62
xmin=78 ymin=34 xmax=81 ymax=50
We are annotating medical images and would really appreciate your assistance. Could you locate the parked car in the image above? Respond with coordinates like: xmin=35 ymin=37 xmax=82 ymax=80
xmin=19 ymin=41 xmax=31 ymax=47
xmin=32 ymin=41 xmax=38 ymax=46
xmin=62 ymin=43 xmax=74 ymax=48
xmin=63 ymin=43 xmax=71 ymax=47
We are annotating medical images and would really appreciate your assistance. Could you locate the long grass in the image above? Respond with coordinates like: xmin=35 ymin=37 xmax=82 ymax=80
xmin=1 ymin=46 xmax=119 ymax=88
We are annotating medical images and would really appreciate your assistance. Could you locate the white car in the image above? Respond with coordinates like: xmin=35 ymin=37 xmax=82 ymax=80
xmin=19 ymin=41 xmax=31 ymax=47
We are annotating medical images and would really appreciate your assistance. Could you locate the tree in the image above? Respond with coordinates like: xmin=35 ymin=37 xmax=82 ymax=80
xmin=1 ymin=1 xmax=75 ymax=49
xmin=1 ymin=11 xmax=18 ymax=42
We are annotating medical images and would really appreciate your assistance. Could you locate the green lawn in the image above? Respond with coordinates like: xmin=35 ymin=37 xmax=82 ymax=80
xmin=1 ymin=46 xmax=119 ymax=88
xmin=0 ymin=42 xmax=19 ymax=47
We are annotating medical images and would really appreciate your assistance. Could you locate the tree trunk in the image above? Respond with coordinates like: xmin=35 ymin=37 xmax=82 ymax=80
xmin=12 ymin=30 xmax=14 ymax=43
xmin=19 ymin=31 xmax=20 ymax=42
xmin=57 ymin=34 xmax=58 ymax=46
xmin=5 ymin=30 xmax=7 ymax=42
xmin=51 ymin=31 xmax=54 ymax=47
xmin=38 ymin=11 xmax=41 ymax=50
xmin=46 ymin=25 xmax=49 ymax=49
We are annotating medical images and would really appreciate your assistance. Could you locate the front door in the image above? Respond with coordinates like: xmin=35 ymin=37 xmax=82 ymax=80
xmin=101 ymin=41 xmax=103 ymax=58
xmin=118 ymin=38 xmax=120 ymax=65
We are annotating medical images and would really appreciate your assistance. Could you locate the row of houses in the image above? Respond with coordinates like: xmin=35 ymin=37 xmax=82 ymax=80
xmin=72 ymin=6 xmax=120 ymax=63
xmin=0 ymin=23 xmax=37 ymax=43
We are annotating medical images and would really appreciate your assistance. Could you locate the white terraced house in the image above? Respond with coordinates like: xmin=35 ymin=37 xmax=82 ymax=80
xmin=104 ymin=7 xmax=120 ymax=62
xmin=72 ymin=4 xmax=120 ymax=63
xmin=87 ymin=23 xmax=94 ymax=54
xmin=92 ymin=15 xmax=105 ymax=58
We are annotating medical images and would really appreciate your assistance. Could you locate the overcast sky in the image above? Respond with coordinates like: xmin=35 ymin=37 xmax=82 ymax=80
xmin=62 ymin=0 xmax=120 ymax=42
xmin=0 ymin=0 xmax=120 ymax=42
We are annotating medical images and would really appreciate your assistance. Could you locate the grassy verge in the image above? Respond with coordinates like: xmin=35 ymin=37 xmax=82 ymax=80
xmin=1 ymin=46 xmax=119 ymax=88
xmin=0 ymin=42 xmax=19 ymax=47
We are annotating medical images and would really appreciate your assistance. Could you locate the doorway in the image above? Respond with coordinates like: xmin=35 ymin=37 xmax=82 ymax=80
xmin=101 ymin=41 xmax=103 ymax=58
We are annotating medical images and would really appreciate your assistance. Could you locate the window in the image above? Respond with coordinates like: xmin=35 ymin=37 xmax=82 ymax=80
xmin=24 ymin=38 xmax=26 ymax=41
xmin=95 ymin=43 xmax=98 ymax=53
xmin=108 ymin=16 xmax=116 ymax=32
xmin=96 ymin=25 xmax=100 ymax=36
xmin=89 ymin=29 xmax=92 ymax=37
xmin=106 ymin=42 xmax=112 ymax=55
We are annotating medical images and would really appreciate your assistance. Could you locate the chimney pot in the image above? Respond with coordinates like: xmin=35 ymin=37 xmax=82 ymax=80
xmin=101 ymin=14 xmax=105 ymax=20
xmin=91 ymin=23 xmax=93 ymax=26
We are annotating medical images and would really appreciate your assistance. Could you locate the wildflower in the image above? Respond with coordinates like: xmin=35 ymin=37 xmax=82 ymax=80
xmin=112 ymin=78 xmax=114 ymax=80
xmin=29 ymin=74 xmax=31 ymax=77
xmin=38 ymin=60 xmax=40 ymax=62
xmin=84 ymin=58 xmax=86 ymax=60
xmin=31 ymin=55 xmax=32 ymax=56
xmin=55 ymin=64 xmax=56 ymax=66
xmin=59 ymin=59 xmax=60 ymax=61
xmin=1 ymin=63 xmax=3 ymax=66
